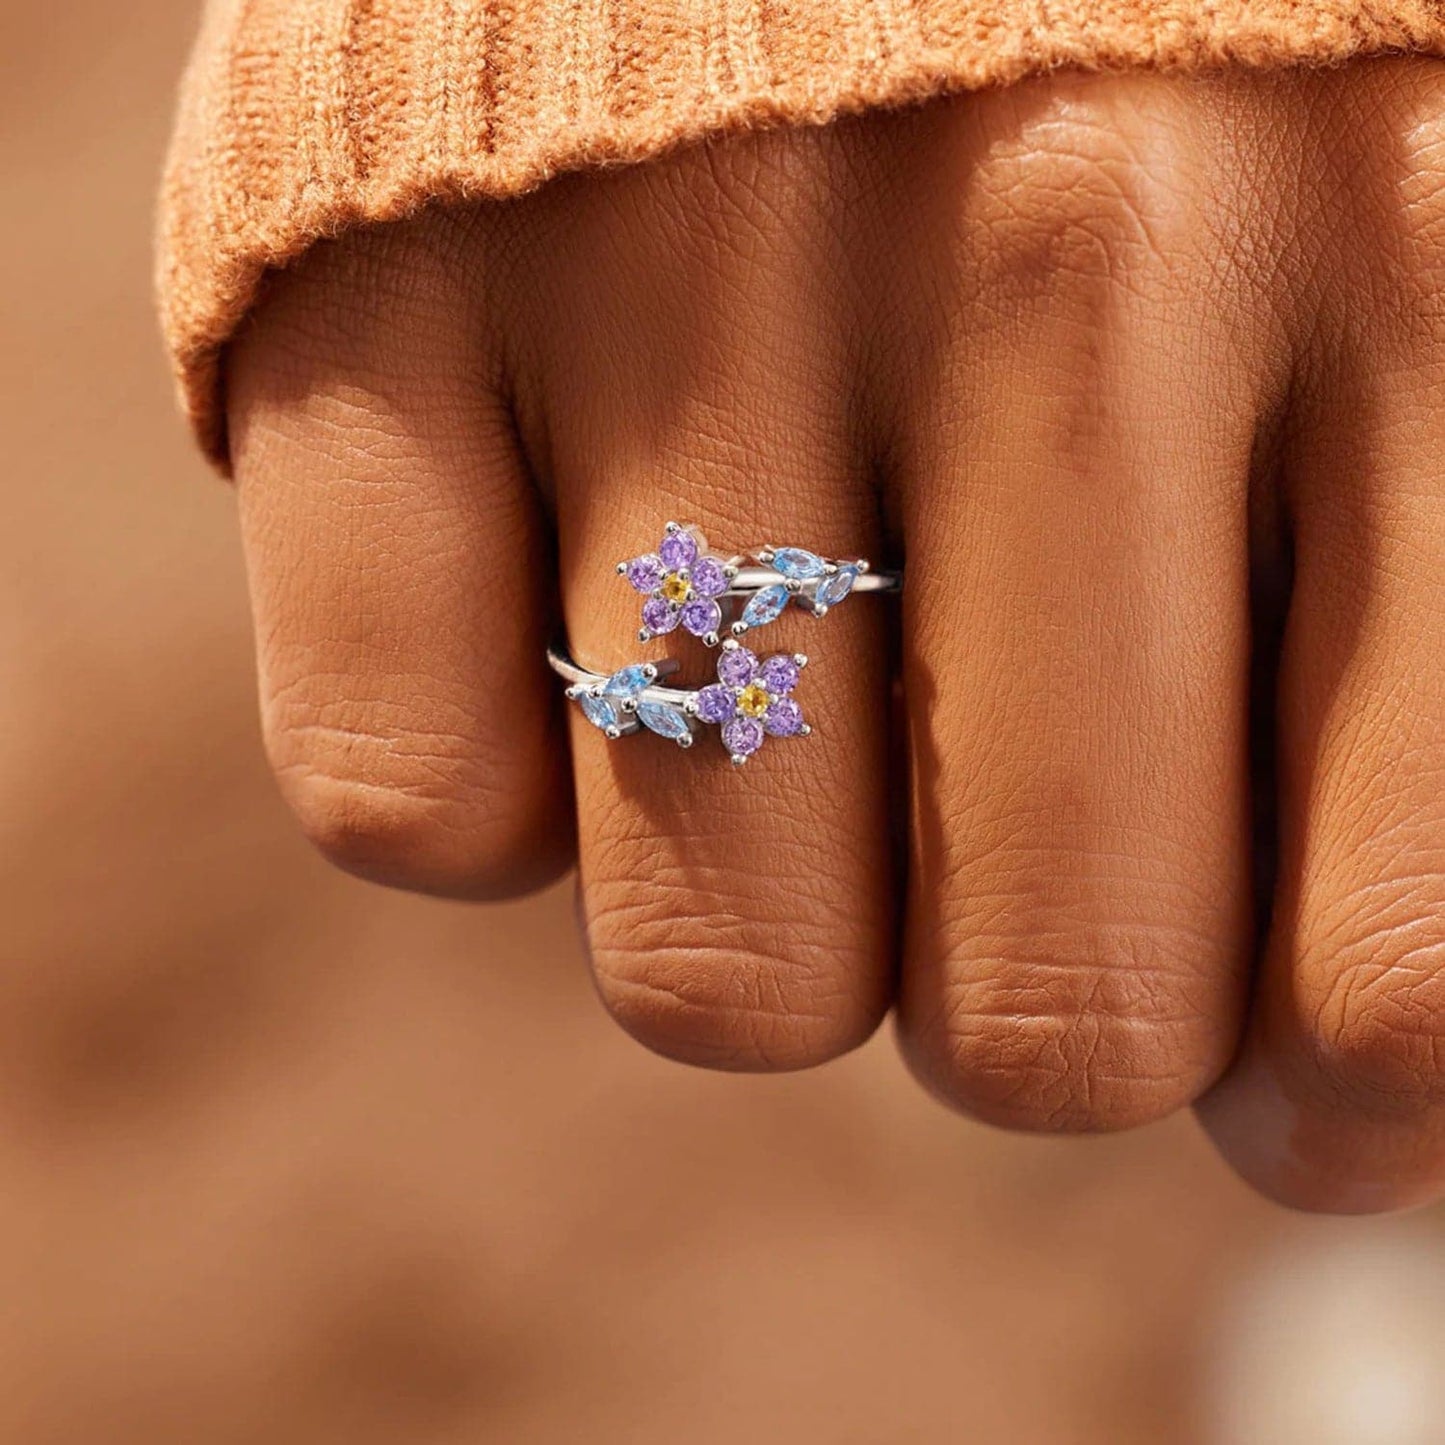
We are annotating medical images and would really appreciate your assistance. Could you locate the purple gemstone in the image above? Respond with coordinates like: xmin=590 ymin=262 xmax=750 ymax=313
xmin=763 ymin=697 xmax=805 ymax=737
xmin=680 ymin=598 xmax=722 ymax=638
xmin=641 ymin=597 xmax=680 ymax=634
xmin=717 ymin=646 xmax=757 ymax=688
xmin=626 ymin=553 xmax=665 ymax=593
xmin=695 ymin=684 xmax=737 ymax=724
xmin=759 ymin=655 xmax=800 ymax=695
xmin=689 ymin=556 xmax=728 ymax=598
xmin=722 ymin=716 xmax=764 ymax=758
xmin=658 ymin=530 xmax=699 ymax=571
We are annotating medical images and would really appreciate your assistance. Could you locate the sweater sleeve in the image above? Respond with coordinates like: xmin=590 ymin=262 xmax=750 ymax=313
xmin=158 ymin=0 xmax=1445 ymax=465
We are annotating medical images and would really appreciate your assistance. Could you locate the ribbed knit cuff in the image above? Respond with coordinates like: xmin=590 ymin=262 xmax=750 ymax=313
xmin=158 ymin=0 xmax=1445 ymax=466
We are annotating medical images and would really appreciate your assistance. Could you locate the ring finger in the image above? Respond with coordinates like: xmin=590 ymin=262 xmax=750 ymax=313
xmin=513 ymin=132 xmax=898 ymax=1069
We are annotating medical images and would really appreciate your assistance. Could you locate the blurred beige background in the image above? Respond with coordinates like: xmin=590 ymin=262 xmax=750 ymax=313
xmin=3 ymin=4 xmax=1443 ymax=1442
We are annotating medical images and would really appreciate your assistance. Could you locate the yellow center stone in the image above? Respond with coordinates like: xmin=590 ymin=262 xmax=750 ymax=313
xmin=737 ymin=682 xmax=771 ymax=719
xmin=661 ymin=573 xmax=691 ymax=605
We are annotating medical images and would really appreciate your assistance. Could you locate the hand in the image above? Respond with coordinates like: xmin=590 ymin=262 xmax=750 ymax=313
xmin=227 ymin=57 xmax=1445 ymax=1212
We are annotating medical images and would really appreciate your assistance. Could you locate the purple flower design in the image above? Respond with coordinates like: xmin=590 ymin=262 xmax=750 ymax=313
xmin=620 ymin=522 xmax=732 ymax=644
xmin=689 ymin=640 xmax=809 ymax=764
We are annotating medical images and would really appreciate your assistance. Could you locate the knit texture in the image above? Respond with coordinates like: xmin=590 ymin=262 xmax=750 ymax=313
xmin=160 ymin=0 xmax=1445 ymax=464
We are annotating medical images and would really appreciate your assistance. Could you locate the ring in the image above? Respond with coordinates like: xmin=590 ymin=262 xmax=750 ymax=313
xmin=618 ymin=521 xmax=901 ymax=645
xmin=559 ymin=522 xmax=899 ymax=763
xmin=550 ymin=639 xmax=812 ymax=766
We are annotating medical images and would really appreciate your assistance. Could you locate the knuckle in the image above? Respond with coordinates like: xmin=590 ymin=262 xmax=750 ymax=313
xmin=1398 ymin=139 xmax=1445 ymax=260
xmin=1369 ymin=68 xmax=1445 ymax=330
xmin=268 ymin=708 xmax=567 ymax=899
xmin=1374 ymin=62 xmax=1445 ymax=236
xmin=1320 ymin=60 xmax=1445 ymax=340
xmin=1306 ymin=909 xmax=1445 ymax=1116
xmin=912 ymin=922 xmax=1226 ymax=1132
xmin=585 ymin=879 xmax=882 ymax=1071
xmin=960 ymin=75 xmax=1209 ymax=305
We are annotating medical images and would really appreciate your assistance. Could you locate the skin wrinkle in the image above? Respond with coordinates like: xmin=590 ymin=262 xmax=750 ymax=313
xmin=932 ymin=1008 xmax=1209 ymax=1133
xmin=272 ymin=759 xmax=462 ymax=805
xmin=593 ymin=950 xmax=855 ymax=1024
xmin=586 ymin=861 xmax=855 ymax=942
xmin=584 ymin=868 xmax=866 ymax=972
xmin=938 ymin=923 xmax=1228 ymax=1024
xmin=1305 ymin=912 xmax=1445 ymax=1097
xmin=279 ymin=720 xmax=488 ymax=762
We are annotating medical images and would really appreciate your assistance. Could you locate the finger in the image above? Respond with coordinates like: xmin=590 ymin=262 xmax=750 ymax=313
xmin=515 ymin=131 xmax=895 ymax=1069
xmin=228 ymin=216 xmax=572 ymax=899
xmin=1199 ymin=334 xmax=1445 ymax=1213
xmin=890 ymin=77 xmax=1263 ymax=1131
xmin=1197 ymin=64 xmax=1445 ymax=1212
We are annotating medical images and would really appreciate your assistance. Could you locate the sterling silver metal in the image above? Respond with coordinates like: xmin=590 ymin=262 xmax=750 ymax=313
xmin=724 ymin=562 xmax=901 ymax=598
xmin=550 ymin=653 xmax=689 ymax=706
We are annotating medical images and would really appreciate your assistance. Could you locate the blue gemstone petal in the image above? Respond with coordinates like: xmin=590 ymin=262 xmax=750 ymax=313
xmin=740 ymin=583 xmax=790 ymax=630
xmin=637 ymin=703 xmax=692 ymax=742
xmin=602 ymin=664 xmax=652 ymax=697
xmin=815 ymin=565 xmax=859 ymax=609
xmin=578 ymin=695 xmax=619 ymax=731
xmin=772 ymin=547 xmax=827 ymax=580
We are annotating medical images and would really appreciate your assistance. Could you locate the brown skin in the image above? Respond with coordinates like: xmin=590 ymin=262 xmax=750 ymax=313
xmin=229 ymin=57 xmax=1445 ymax=1213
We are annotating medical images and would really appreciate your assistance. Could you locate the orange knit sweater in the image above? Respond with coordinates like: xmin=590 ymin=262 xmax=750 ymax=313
xmin=159 ymin=0 xmax=1445 ymax=464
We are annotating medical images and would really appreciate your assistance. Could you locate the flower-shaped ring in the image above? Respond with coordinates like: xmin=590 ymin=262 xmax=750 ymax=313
xmin=620 ymin=521 xmax=900 ymax=646
xmin=687 ymin=640 xmax=810 ymax=765
xmin=619 ymin=523 xmax=736 ymax=645
xmin=552 ymin=521 xmax=898 ymax=764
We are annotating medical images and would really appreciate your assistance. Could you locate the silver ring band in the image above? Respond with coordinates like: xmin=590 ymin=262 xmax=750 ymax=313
xmin=722 ymin=563 xmax=902 ymax=597
xmin=547 ymin=645 xmax=694 ymax=711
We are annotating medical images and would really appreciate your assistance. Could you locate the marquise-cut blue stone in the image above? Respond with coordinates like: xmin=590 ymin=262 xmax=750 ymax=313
xmin=815 ymin=565 xmax=858 ymax=609
xmin=772 ymin=547 xmax=827 ymax=580
xmin=741 ymin=583 xmax=790 ymax=630
xmin=637 ymin=703 xmax=691 ymax=741
xmin=579 ymin=695 xmax=619 ymax=731
xmin=602 ymin=664 xmax=652 ymax=697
